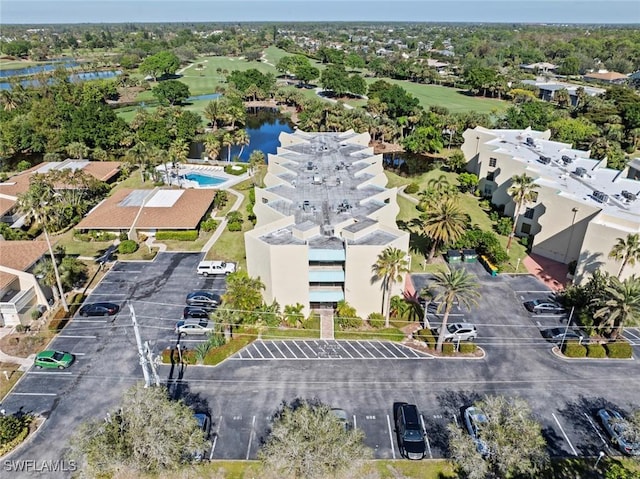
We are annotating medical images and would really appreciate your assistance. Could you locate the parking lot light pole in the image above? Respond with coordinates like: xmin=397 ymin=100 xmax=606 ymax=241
xmin=560 ymin=306 xmax=575 ymax=351
xmin=129 ymin=303 xmax=151 ymax=387
xmin=594 ymin=450 xmax=605 ymax=468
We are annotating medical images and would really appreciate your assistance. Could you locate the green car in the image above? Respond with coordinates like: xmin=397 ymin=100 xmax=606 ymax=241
xmin=34 ymin=350 xmax=75 ymax=370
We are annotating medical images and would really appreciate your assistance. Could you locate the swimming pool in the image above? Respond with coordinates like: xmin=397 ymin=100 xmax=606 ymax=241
xmin=184 ymin=172 xmax=226 ymax=187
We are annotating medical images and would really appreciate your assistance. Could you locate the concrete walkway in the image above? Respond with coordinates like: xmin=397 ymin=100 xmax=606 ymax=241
xmin=0 ymin=327 xmax=35 ymax=371
xmin=201 ymin=187 xmax=245 ymax=253
xmin=319 ymin=309 xmax=335 ymax=340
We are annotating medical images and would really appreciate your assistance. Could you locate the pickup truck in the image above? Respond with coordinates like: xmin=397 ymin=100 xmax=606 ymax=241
xmin=196 ymin=260 xmax=236 ymax=276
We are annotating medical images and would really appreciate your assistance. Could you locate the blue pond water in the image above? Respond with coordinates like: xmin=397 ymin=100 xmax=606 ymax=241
xmin=0 ymin=70 xmax=122 ymax=90
xmin=0 ymin=60 xmax=82 ymax=78
xmin=184 ymin=172 xmax=226 ymax=186
xmin=187 ymin=93 xmax=221 ymax=101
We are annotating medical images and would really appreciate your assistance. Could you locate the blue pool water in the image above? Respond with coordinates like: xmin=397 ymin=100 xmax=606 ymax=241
xmin=184 ymin=173 xmax=226 ymax=187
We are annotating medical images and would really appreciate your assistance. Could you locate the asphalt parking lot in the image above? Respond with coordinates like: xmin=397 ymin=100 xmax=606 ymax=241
xmin=3 ymin=253 xmax=640 ymax=477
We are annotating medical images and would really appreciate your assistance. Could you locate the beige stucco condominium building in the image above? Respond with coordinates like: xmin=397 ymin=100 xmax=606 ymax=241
xmin=245 ymin=130 xmax=410 ymax=317
xmin=462 ymin=126 xmax=640 ymax=284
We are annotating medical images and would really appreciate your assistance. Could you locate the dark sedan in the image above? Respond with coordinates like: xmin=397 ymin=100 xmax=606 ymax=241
xmin=78 ymin=302 xmax=120 ymax=316
xmin=185 ymin=291 xmax=221 ymax=309
xmin=183 ymin=306 xmax=211 ymax=320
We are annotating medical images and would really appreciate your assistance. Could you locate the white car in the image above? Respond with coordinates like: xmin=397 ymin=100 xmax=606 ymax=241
xmin=437 ymin=322 xmax=477 ymax=342
xmin=175 ymin=319 xmax=216 ymax=335
xmin=196 ymin=260 xmax=236 ymax=276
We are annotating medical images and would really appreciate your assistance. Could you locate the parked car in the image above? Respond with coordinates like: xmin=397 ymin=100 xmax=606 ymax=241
xmin=464 ymin=406 xmax=490 ymax=457
xmin=192 ymin=412 xmax=211 ymax=461
xmin=394 ymin=402 xmax=427 ymax=460
xmin=183 ymin=306 xmax=211 ymax=320
xmin=523 ymin=299 xmax=565 ymax=314
xmin=197 ymin=260 xmax=236 ymax=276
xmin=185 ymin=291 xmax=221 ymax=309
xmin=78 ymin=302 xmax=120 ymax=316
xmin=597 ymin=408 xmax=640 ymax=456
xmin=331 ymin=408 xmax=350 ymax=431
xmin=34 ymin=350 xmax=75 ymax=369
xmin=541 ymin=327 xmax=585 ymax=345
xmin=175 ymin=319 xmax=216 ymax=335
xmin=436 ymin=322 xmax=477 ymax=342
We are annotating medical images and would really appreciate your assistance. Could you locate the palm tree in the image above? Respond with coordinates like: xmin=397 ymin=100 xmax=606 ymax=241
xmin=372 ymin=247 xmax=410 ymax=328
xmin=609 ymin=234 xmax=640 ymax=279
xmin=592 ymin=275 xmax=640 ymax=339
xmin=506 ymin=174 xmax=539 ymax=251
xmin=424 ymin=268 xmax=480 ymax=352
xmin=168 ymin=138 xmax=190 ymax=184
xmin=248 ymin=150 xmax=266 ymax=185
xmin=125 ymin=141 xmax=149 ymax=181
xmin=234 ymin=129 xmax=250 ymax=158
xmin=203 ymin=99 xmax=222 ymax=130
xmin=202 ymin=133 xmax=222 ymax=162
xmin=221 ymin=131 xmax=234 ymax=162
xmin=420 ymin=199 xmax=467 ymax=262
xmin=66 ymin=141 xmax=89 ymax=160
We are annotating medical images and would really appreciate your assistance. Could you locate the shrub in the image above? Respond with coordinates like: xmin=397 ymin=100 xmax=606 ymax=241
xmin=303 ymin=313 xmax=320 ymax=331
xmin=118 ymin=239 xmax=138 ymax=254
xmin=442 ymin=343 xmax=455 ymax=356
xmin=586 ymin=343 xmax=606 ymax=358
xmin=0 ymin=414 xmax=32 ymax=456
xmin=200 ymin=218 xmax=219 ymax=232
xmin=404 ymin=182 xmax=419 ymax=194
xmin=155 ymin=230 xmax=198 ymax=241
xmin=415 ymin=328 xmax=435 ymax=349
xmin=227 ymin=221 xmax=242 ymax=232
xmin=488 ymin=210 xmax=500 ymax=222
xmin=478 ymin=199 xmax=491 ymax=210
xmin=367 ymin=312 xmax=385 ymax=329
xmin=459 ymin=342 xmax=477 ymax=354
xmin=605 ymin=341 xmax=633 ymax=359
xmin=562 ymin=341 xmax=587 ymax=357
xmin=30 ymin=309 xmax=42 ymax=320
xmin=224 ymin=164 xmax=248 ymax=175
xmin=119 ymin=232 xmax=128 ymax=241
xmin=336 ymin=315 xmax=363 ymax=329
xmin=494 ymin=217 xmax=513 ymax=236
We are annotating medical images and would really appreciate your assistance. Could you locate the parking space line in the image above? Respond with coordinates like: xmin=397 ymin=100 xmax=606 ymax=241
xmin=342 ymin=341 xmax=366 ymax=358
xmin=381 ymin=341 xmax=410 ymax=358
xmin=303 ymin=341 xmax=320 ymax=357
xmin=57 ymin=335 xmax=97 ymax=339
xmin=420 ymin=414 xmax=433 ymax=459
xmin=515 ymin=290 xmax=554 ymax=294
xmin=242 ymin=346 xmax=253 ymax=359
xmin=271 ymin=341 xmax=287 ymax=358
xmin=246 ymin=416 xmax=256 ymax=460
xmin=584 ymin=412 xmax=608 ymax=447
xmin=386 ymin=414 xmax=396 ymax=459
xmin=552 ymin=413 xmax=577 ymax=456
xmin=258 ymin=342 xmax=276 ymax=359
xmin=29 ymin=371 xmax=73 ymax=376
xmin=252 ymin=343 xmax=265 ymax=359
xmin=290 ymin=341 xmax=310 ymax=358
xmin=366 ymin=340 xmax=389 ymax=358
xmin=281 ymin=341 xmax=301 ymax=358
xmin=335 ymin=341 xmax=354 ymax=358
xmin=358 ymin=343 xmax=377 ymax=359
xmin=11 ymin=392 xmax=57 ymax=396
xmin=353 ymin=414 xmax=357 ymax=430
xmin=372 ymin=341 xmax=396 ymax=358
xmin=209 ymin=415 xmax=223 ymax=460
xmin=73 ymin=319 xmax=109 ymax=323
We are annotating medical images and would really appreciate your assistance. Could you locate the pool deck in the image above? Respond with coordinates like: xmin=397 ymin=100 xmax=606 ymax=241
xmin=156 ymin=163 xmax=248 ymax=189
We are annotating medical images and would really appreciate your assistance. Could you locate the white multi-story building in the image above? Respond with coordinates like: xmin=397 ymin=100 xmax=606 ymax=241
xmin=462 ymin=126 xmax=640 ymax=284
xmin=245 ymin=130 xmax=410 ymax=317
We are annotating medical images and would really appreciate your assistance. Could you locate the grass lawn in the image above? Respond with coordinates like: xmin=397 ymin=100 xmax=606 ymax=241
xmin=260 ymin=327 xmax=320 ymax=340
xmin=335 ymin=327 xmax=405 ymax=341
xmin=0 ymin=59 xmax=40 ymax=70
xmin=0 ymin=363 xmax=23 ymax=401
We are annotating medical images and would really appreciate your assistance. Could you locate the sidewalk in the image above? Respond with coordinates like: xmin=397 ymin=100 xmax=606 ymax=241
xmin=201 ymin=187 xmax=245 ymax=253
xmin=0 ymin=327 xmax=35 ymax=371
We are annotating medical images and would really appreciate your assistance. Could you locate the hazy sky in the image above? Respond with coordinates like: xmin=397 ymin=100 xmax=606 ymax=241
xmin=2 ymin=0 xmax=638 ymax=25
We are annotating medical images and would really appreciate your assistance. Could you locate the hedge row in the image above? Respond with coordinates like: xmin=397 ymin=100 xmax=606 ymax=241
xmin=155 ymin=230 xmax=198 ymax=241
xmin=0 ymin=426 xmax=30 ymax=456
xmin=562 ymin=340 xmax=632 ymax=359
xmin=414 ymin=329 xmax=478 ymax=354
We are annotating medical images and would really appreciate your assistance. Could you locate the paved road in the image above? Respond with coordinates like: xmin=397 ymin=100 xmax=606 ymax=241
xmin=2 ymin=253 xmax=639 ymax=477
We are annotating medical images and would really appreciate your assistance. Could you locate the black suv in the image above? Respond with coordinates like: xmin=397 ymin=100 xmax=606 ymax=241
xmin=394 ymin=402 xmax=427 ymax=460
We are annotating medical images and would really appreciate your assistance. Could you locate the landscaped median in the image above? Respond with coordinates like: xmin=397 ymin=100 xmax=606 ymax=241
xmin=411 ymin=328 xmax=484 ymax=358
xmin=557 ymin=339 xmax=633 ymax=360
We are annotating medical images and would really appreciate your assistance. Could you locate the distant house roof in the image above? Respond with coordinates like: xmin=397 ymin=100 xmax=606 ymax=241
xmin=0 ymin=160 xmax=121 ymax=217
xmin=522 ymin=62 xmax=557 ymax=71
xmin=0 ymin=240 xmax=50 ymax=272
xmin=584 ymin=71 xmax=628 ymax=82
xmin=75 ymin=188 xmax=217 ymax=230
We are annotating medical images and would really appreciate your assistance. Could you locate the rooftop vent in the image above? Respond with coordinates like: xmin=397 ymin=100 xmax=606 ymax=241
xmin=593 ymin=190 xmax=609 ymax=203
xmin=525 ymin=137 xmax=535 ymax=146
xmin=538 ymin=155 xmax=551 ymax=165
xmin=561 ymin=155 xmax=573 ymax=164
xmin=622 ymin=190 xmax=637 ymax=201
xmin=574 ymin=167 xmax=587 ymax=177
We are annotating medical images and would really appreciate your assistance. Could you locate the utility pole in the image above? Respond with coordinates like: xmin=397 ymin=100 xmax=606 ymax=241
xmin=145 ymin=341 xmax=161 ymax=387
xmin=129 ymin=303 xmax=151 ymax=387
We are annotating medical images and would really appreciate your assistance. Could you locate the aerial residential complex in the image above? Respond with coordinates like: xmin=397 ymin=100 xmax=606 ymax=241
xmin=462 ymin=126 xmax=640 ymax=284
xmin=245 ymin=130 xmax=410 ymax=316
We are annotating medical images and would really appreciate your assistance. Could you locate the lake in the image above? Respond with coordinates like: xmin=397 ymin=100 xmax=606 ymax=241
xmin=190 ymin=107 xmax=295 ymax=162
xmin=0 ymin=69 xmax=122 ymax=90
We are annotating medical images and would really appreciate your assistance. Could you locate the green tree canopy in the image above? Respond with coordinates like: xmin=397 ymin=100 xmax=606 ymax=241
xmin=152 ymin=79 xmax=190 ymax=106
xmin=139 ymin=51 xmax=180 ymax=81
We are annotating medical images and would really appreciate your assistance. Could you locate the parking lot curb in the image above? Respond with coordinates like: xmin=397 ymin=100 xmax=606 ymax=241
xmin=0 ymin=414 xmax=47 ymax=462
xmin=550 ymin=347 xmax=635 ymax=361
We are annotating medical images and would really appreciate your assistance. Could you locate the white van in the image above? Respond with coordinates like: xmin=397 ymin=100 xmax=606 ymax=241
xmin=196 ymin=260 xmax=236 ymax=276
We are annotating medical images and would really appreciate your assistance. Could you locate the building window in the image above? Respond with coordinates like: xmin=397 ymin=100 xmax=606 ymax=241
xmin=520 ymin=223 xmax=531 ymax=234
xmin=486 ymin=171 xmax=495 ymax=181
xmin=489 ymin=157 xmax=497 ymax=167
xmin=483 ymin=185 xmax=493 ymax=196
xmin=524 ymin=207 xmax=534 ymax=219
